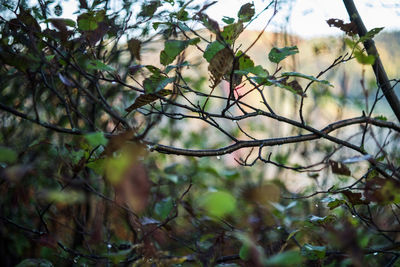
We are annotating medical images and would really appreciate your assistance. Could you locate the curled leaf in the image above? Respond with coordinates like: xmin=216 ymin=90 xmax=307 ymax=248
xmin=326 ymin=18 xmax=357 ymax=36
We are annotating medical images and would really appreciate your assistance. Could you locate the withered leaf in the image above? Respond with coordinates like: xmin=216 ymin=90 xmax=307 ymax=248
xmin=329 ymin=160 xmax=351 ymax=176
xmin=208 ymin=47 xmax=234 ymax=88
xmin=128 ymin=38 xmax=142 ymax=61
xmin=342 ymin=190 xmax=369 ymax=205
xmin=287 ymin=80 xmax=304 ymax=96
xmin=326 ymin=18 xmax=357 ymax=36
xmin=125 ymin=89 xmax=173 ymax=112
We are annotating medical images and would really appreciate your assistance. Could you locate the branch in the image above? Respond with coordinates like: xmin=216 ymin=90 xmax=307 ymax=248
xmin=343 ymin=0 xmax=400 ymax=122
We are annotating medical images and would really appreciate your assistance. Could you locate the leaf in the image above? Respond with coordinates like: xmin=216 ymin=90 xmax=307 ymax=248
xmin=143 ymin=75 xmax=175 ymax=94
xmin=155 ymin=197 xmax=174 ymax=220
xmin=237 ymin=51 xmax=255 ymax=70
xmin=342 ymin=190 xmax=369 ymax=205
xmin=0 ymin=146 xmax=17 ymax=164
xmin=268 ymin=46 xmax=299 ymax=64
xmin=282 ymin=72 xmax=332 ymax=86
xmin=239 ymin=244 xmax=250 ymax=260
xmin=264 ymin=250 xmax=303 ymax=266
xmin=222 ymin=16 xmax=235 ymax=24
xmin=198 ymin=191 xmax=236 ymax=218
xmin=85 ymin=132 xmax=108 ymax=147
xmin=77 ymin=11 xmax=105 ymax=31
xmin=374 ymin=115 xmax=387 ymax=121
xmin=221 ymin=22 xmax=244 ymax=45
xmin=160 ymin=38 xmax=200 ymax=66
xmin=238 ymin=3 xmax=255 ymax=22
xmin=87 ymin=60 xmax=115 ymax=72
xmin=138 ymin=0 xmax=161 ymax=17
xmin=127 ymin=38 xmax=142 ymax=60
xmin=354 ymin=50 xmax=375 ymax=65
xmin=165 ymin=61 xmax=190 ymax=74
xmin=16 ymin=258 xmax=53 ymax=267
xmin=45 ymin=190 xmax=84 ymax=204
xmin=329 ymin=160 xmax=351 ymax=176
xmin=359 ymin=27 xmax=384 ymax=42
xmin=301 ymin=244 xmax=326 ymax=260
xmin=125 ymin=89 xmax=173 ymax=112
xmin=308 ymin=214 xmax=337 ymax=225
xmin=58 ymin=73 xmax=74 ymax=87
xmin=208 ymin=47 xmax=234 ymax=87
xmin=326 ymin=18 xmax=357 ymax=36
xmin=203 ymin=41 xmax=226 ymax=62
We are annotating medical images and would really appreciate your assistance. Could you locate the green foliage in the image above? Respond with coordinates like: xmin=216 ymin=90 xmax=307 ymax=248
xmin=0 ymin=146 xmax=17 ymax=164
xmin=84 ymin=132 xmax=108 ymax=147
xmin=268 ymin=46 xmax=299 ymax=63
xmin=203 ymin=41 xmax=225 ymax=62
xmin=160 ymin=38 xmax=200 ymax=65
xmin=198 ymin=190 xmax=237 ymax=217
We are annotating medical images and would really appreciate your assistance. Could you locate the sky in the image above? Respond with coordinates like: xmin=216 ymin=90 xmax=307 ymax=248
xmin=61 ymin=0 xmax=400 ymax=38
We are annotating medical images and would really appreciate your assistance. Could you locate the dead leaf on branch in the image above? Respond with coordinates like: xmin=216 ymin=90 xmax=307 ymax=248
xmin=128 ymin=38 xmax=142 ymax=61
xmin=125 ymin=89 xmax=174 ymax=112
xmin=329 ymin=160 xmax=351 ymax=176
xmin=326 ymin=18 xmax=357 ymax=36
xmin=208 ymin=47 xmax=234 ymax=88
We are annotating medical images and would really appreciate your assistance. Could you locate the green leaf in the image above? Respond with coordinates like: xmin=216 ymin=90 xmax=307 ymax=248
xmin=203 ymin=41 xmax=225 ymax=62
xmin=239 ymin=244 xmax=250 ymax=260
xmin=237 ymin=51 xmax=255 ymax=70
xmin=268 ymin=46 xmax=299 ymax=63
xmin=238 ymin=3 xmax=255 ymax=22
xmin=308 ymin=214 xmax=337 ymax=225
xmin=155 ymin=197 xmax=174 ymax=220
xmin=160 ymin=38 xmax=200 ymax=65
xmin=46 ymin=190 xmax=84 ymax=204
xmin=301 ymin=244 xmax=326 ymax=260
xmin=87 ymin=60 xmax=115 ymax=72
xmin=85 ymin=132 xmax=108 ymax=147
xmin=281 ymin=72 xmax=332 ymax=86
xmin=286 ymin=229 xmax=300 ymax=241
xmin=221 ymin=22 xmax=243 ymax=44
xmin=354 ymin=50 xmax=375 ymax=65
xmin=359 ymin=27 xmax=384 ymax=43
xmin=264 ymin=250 xmax=303 ymax=266
xmin=139 ymin=0 xmax=161 ymax=17
xmin=86 ymin=159 xmax=106 ymax=175
xmin=198 ymin=191 xmax=236 ymax=218
xmin=165 ymin=61 xmax=190 ymax=74
xmin=222 ymin=16 xmax=235 ymax=24
xmin=143 ymin=74 xmax=175 ymax=94
xmin=16 ymin=258 xmax=53 ymax=267
xmin=374 ymin=115 xmax=387 ymax=121
xmin=77 ymin=11 xmax=105 ymax=31
xmin=0 ymin=146 xmax=17 ymax=164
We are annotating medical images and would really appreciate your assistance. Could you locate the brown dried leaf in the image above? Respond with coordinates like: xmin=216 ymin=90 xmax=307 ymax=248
xmin=288 ymin=80 xmax=304 ymax=96
xmin=208 ymin=47 xmax=234 ymax=88
xmin=125 ymin=89 xmax=173 ymax=112
xmin=329 ymin=160 xmax=351 ymax=176
xmin=128 ymin=38 xmax=142 ymax=61
xmin=326 ymin=18 xmax=357 ymax=36
xmin=342 ymin=190 xmax=369 ymax=205
xmin=83 ymin=21 xmax=109 ymax=46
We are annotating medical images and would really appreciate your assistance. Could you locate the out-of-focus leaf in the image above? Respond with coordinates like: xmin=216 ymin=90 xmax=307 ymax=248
xmin=127 ymin=38 xmax=142 ymax=60
xmin=238 ymin=3 xmax=255 ymax=22
xmin=58 ymin=73 xmax=74 ymax=87
xmin=268 ymin=46 xmax=298 ymax=63
xmin=329 ymin=160 xmax=351 ymax=176
xmin=87 ymin=59 xmax=115 ymax=72
xmin=308 ymin=214 xmax=337 ymax=225
xmin=155 ymin=197 xmax=174 ymax=220
xmin=198 ymin=191 xmax=236 ymax=218
xmin=0 ymin=146 xmax=17 ymax=164
xmin=86 ymin=159 xmax=106 ymax=175
xmin=16 ymin=258 xmax=53 ymax=267
xmin=301 ymin=244 xmax=326 ymax=260
xmin=208 ymin=47 xmax=234 ymax=87
xmin=85 ymin=132 xmax=108 ymax=147
xmin=138 ymin=0 xmax=161 ymax=17
xmin=342 ymin=190 xmax=369 ymax=205
xmin=45 ymin=190 xmax=84 ymax=204
xmin=354 ymin=50 xmax=375 ymax=65
xmin=264 ymin=250 xmax=303 ymax=266
xmin=239 ymin=244 xmax=250 ymax=260
xmin=77 ymin=11 xmax=105 ymax=31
